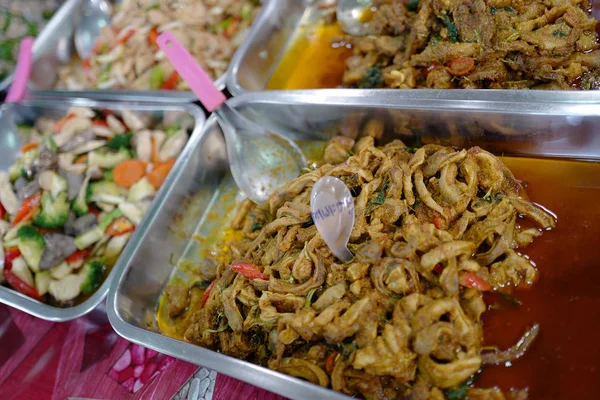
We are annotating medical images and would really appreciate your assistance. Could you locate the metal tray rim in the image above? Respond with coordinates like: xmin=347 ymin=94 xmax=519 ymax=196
xmin=0 ymin=97 xmax=207 ymax=322
xmin=107 ymin=114 xmax=352 ymax=400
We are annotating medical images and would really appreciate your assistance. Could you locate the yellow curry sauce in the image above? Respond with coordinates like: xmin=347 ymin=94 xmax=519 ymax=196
xmin=266 ymin=22 xmax=352 ymax=90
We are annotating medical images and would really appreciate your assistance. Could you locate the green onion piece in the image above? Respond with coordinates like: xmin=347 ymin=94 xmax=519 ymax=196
xmin=149 ymin=65 xmax=164 ymax=90
xmin=305 ymin=288 xmax=318 ymax=308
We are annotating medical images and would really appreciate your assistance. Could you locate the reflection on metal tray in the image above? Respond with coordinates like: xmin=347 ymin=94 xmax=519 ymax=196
xmin=0 ymin=98 xmax=206 ymax=321
xmin=1 ymin=0 xmax=274 ymax=101
xmin=107 ymin=91 xmax=600 ymax=400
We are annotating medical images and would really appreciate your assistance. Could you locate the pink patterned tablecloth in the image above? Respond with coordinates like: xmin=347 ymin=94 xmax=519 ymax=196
xmin=0 ymin=303 xmax=286 ymax=400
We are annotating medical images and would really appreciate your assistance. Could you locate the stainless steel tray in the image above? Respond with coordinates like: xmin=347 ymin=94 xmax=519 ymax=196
xmin=2 ymin=0 xmax=275 ymax=101
xmin=107 ymin=90 xmax=600 ymax=400
xmin=0 ymin=98 xmax=206 ymax=321
xmin=227 ymin=0 xmax=600 ymax=102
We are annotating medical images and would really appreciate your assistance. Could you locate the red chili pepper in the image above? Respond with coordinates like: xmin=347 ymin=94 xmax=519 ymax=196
xmin=459 ymin=271 xmax=492 ymax=291
xmin=148 ymin=28 xmax=159 ymax=46
xmin=433 ymin=263 xmax=444 ymax=274
xmin=53 ymin=113 xmax=76 ymax=132
xmin=160 ymin=71 xmax=179 ymax=90
xmin=432 ymin=214 xmax=444 ymax=230
xmin=230 ymin=263 xmax=270 ymax=280
xmin=4 ymin=269 xmax=43 ymax=301
xmin=223 ymin=17 xmax=241 ymax=40
xmin=325 ymin=352 xmax=339 ymax=375
xmin=423 ymin=61 xmax=443 ymax=77
xmin=0 ymin=202 xmax=5 ymax=220
xmin=88 ymin=206 xmax=101 ymax=217
xmin=4 ymin=248 xmax=21 ymax=271
xmin=65 ymin=247 xmax=93 ymax=264
xmin=201 ymin=280 xmax=217 ymax=308
xmin=115 ymin=29 xmax=136 ymax=47
xmin=92 ymin=119 xmax=109 ymax=127
xmin=106 ymin=216 xmax=135 ymax=236
xmin=12 ymin=192 xmax=41 ymax=226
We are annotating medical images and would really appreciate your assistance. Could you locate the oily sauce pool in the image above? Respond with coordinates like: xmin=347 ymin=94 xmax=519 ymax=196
xmin=478 ymin=157 xmax=600 ymax=399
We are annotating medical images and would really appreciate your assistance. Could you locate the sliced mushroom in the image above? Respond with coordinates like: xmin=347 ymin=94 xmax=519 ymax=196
xmin=158 ymin=130 xmax=187 ymax=162
xmin=91 ymin=125 xmax=114 ymax=138
xmin=0 ymin=172 xmax=19 ymax=215
xmin=122 ymin=110 xmax=147 ymax=131
xmin=67 ymin=107 xmax=95 ymax=119
xmin=134 ymin=130 xmax=152 ymax=162
xmin=53 ymin=117 xmax=92 ymax=147
xmin=107 ymin=115 xmax=126 ymax=134
xmin=71 ymin=140 xmax=108 ymax=155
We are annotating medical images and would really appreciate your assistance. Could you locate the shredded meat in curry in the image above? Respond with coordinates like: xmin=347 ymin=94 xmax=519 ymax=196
xmin=342 ymin=0 xmax=600 ymax=89
xmin=166 ymin=131 xmax=556 ymax=399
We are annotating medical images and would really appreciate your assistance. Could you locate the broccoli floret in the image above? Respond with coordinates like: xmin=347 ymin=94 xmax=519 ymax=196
xmin=74 ymin=209 xmax=123 ymax=250
xmin=103 ymin=168 xmax=113 ymax=181
xmin=107 ymin=133 xmax=133 ymax=150
xmin=88 ymin=148 xmax=131 ymax=169
xmin=87 ymin=180 xmax=127 ymax=204
xmin=17 ymin=226 xmax=46 ymax=271
xmin=72 ymin=176 xmax=91 ymax=217
xmin=33 ymin=192 xmax=70 ymax=229
xmin=80 ymin=260 xmax=105 ymax=295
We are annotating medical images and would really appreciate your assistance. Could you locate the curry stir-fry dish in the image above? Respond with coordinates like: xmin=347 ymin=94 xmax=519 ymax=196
xmin=165 ymin=129 xmax=556 ymax=399
xmin=342 ymin=0 xmax=600 ymax=89
xmin=57 ymin=0 xmax=261 ymax=90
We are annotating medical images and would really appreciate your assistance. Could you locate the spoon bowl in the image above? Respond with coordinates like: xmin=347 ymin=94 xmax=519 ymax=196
xmin=156 ymin=32 xmax=307 ymax=203
xmin=337 ymin=0 xmax=373 ymax=36
xmin=75 ymin=0 xmax=112 ymax=59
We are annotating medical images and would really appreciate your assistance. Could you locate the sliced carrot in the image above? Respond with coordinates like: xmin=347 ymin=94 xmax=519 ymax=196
xmin=53 ymin=113 xmax=76 ymax=132
xmin=20 ymin=142 xmax=38 ymax=153
xmin=12 ymin=192 xmax=41 ymax=226
xmin=146 ymin=159 xmax=176 ymax=189
xmin=75 ymin=154 xmax=89 ymax=164
xmin=148 ymin=28 xmax=159 ymax=46
xmin=113 ymin=159 xmax=147 ymax=188
xmin=151 ymin=137 xmax=160 ymax=164
xmin=116 ymin=29 xmax=136 ymax=46
xmin=106 ymin=216 xmax=135 ymax=236
xmin=161 ymin=71 xmax=179 ymax=90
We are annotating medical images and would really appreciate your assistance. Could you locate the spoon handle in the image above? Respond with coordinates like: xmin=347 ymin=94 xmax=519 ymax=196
xmin=156 ymin=31 xmax=226 ymax=111
xmin=6 ymin=37 xmax=33 ymax=103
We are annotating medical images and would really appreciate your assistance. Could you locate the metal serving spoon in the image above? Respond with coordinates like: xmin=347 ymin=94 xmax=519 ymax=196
xmin=310 ymin=177 xmax=355 ymax=262
xmin=75 ymin=0 xmax=112 ymax=59
xmin=156 ymin=32 xmax=306 ymax=204
xmin=337 ymin=0 xmax=373 ymax=36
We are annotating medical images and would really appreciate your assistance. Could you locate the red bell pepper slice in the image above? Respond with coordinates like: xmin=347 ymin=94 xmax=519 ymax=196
xmin=161 ymin=71 xmax=179 ymax=90
xmin=4 ymin=247 xmax=21 ymax=271
xmin=65 ymin=247 xmax=93 ymax=264
xmin=4 ymin=269 xmax=43 ymax=301
xmin=12 ymin=192 xmax=41 ymax=226
xmin=230 ymin=263 xmax=269 ymax=280
xmin=106 ymin=216 xmax=135 ymax=236
xmin=201 ymin=280 xmax=216 ymax=308
xmin=459 ymin=271 xmax=492 ymax=291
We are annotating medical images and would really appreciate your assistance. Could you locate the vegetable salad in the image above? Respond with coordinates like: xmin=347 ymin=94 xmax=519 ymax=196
xmin=0 ymin=0 xmax=62 ymax=82
xmin=0 ymin=106 xmax=191 ymax=306
xmin=56 ymin=0 xmax=262 ymax=90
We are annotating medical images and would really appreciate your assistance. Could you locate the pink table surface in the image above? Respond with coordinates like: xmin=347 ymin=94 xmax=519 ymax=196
xmin=0 ymin=302 xmax=286 ymax=400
